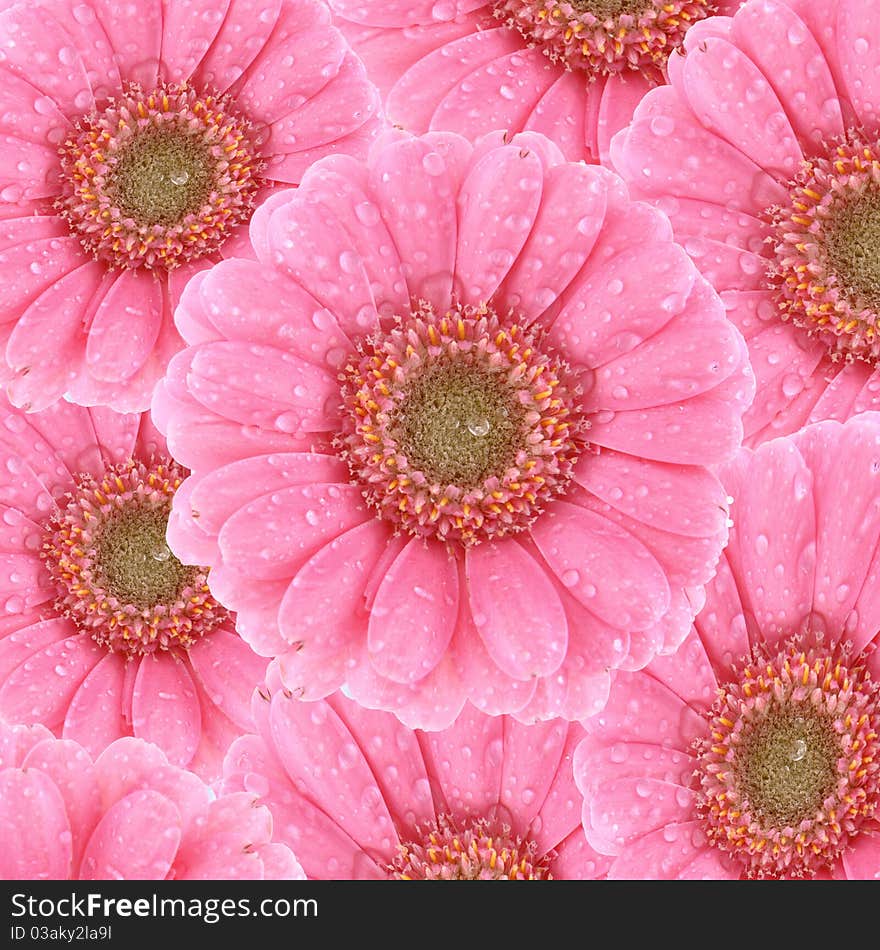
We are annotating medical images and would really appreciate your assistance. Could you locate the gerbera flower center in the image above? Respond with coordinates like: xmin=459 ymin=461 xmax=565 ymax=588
xmin=388 ymin=814 xmax=552 ymax=880
xmin=42 ymin=458 xmax=226 ymax=656
xmin=338 ymin=302 xmax=586 ymax=545
xmin=695 ymin=640 xmax=880 ymax=878
xmin=395 ymin=362 xmax=526 ymax=487
xmin=768 ymin=132 xmax=880 ymax=363
xmin=493 ymin=0 xmax=715 ymax=77
xmin=57 ymin=81 xmax=264 ymax=270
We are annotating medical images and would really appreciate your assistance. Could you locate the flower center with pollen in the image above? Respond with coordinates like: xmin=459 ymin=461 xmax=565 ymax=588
xmin=695 ymin=640 xmax=880 ymax=878
xmin=338 ymin=302 xmax=585 ymax=545
xmin=493 ymin=0 xmax=715 ymax=77
xmin=42 ymin=459 xmax=226 ymax=656
xmin=57 ymin=81 xmax=263 ymax=270
xmin=388 ymin=815 xmax=553 ymax=880
xmin=768 ymin=132 xmax=880 ymax=364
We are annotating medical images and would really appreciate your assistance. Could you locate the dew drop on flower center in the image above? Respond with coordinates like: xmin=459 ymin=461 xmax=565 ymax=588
xmin=338 ymin=301 xmax=587 ymax=545
xmin=57 ymin=81 xmax=264 ymax=270
xmin=42 ymin=457 xmax=226 ymax=656
xmin=695 ymin=638 xmax=880 ymax=878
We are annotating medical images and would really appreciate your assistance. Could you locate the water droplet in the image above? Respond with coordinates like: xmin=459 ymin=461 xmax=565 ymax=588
xmin=791 ymin=739 xmax=807 ymax=762
xmin=151 ymin=544 xmax=171 ymax=562
xmin=169 ymin=169 xmax=189 ymax=186
xmin=467 ymin=418 xmax=491 ymax=438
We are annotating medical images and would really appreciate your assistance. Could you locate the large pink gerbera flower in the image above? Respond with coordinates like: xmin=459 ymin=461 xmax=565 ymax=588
xmin=0 ymin=723 xmax=301 ymax=879
xmin=325 ymin=0 xmax=740 ymax=164
xmin=0 ymin=397 xmax=267 ymax=778
xmin=0 ymin=0 xmax=380 ymax=412
xmin=155 ymin=129 xmax=754 ymax=728
xmin=575 ymin=414 xmax=880 ymax=879
xmin=612 ymin=0 xmax=880 ymax=444
xmin=223 ymin=674 xmax=608 ymax=879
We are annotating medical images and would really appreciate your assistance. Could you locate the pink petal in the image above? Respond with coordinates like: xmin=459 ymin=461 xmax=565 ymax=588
xmin=188 ymin=257 xmax=354 ymax=363
xmin=208 ymin=568 xmax=290 ymax=656
xmin=551 ymin=828 xmax=611 ymax=880
xmin=158 ymin=0 xmax=231 ymax=82
xmin=584 ymin=669 xmax=705 ymax=751
xmin=575 ymin=450 xmax=726 ymax=540
xmin=265 ymin=51 xmax=381 ymax=153
xmin=268 ymin=694 xmax=398 ymax=859
xmin=616 ymin=85 xmax=785 ymax=211
xmin=728 ymin=439 xmax=817 ymax=649
xmin=497 ymin=163 xmax=608 ymax=324
xmin=677 ymin=36 xmax=802 ymax=179
xmin=796 ymin=418 xmax=880 ymax=637
xmin=0 ymin=4 xmax=92 ymax=115
xmin=370 ymin=135 xmax=464 ymax=307
xmin=523 ymin=70 xmax=592 ymax=163
xmin=454 ymin=144 xmax=543 ymax=303
xmin=188 ymin=629 xmax=267 ymax=730
xmin=587 ymin=776 xmax=696 ymax=855
xmin=0 ymin=64 xmax=71 ymax=145
xmin=267 ymin=196 xmax=378 ymax=339
xmin=597 ymin=72 xmax=654 ymax=167
xmin=93 ymin=738 xmax=211 ymax=836
xmin=466 ymin=538 xmax=567 ymax=680
xmin=733 ymin=0 xmax=844 ymax=150
xmin=498 ymin=718 xmax=570 ymax=836
xmin=386 ymin=27 xmax=521 ymax=132
xmin=92 ymin=0 xmax=161 ymax=87
xmin=607 ymin=821 xmax=738 ymax=880
xmin=589 ymin=279 xmax=744 ymax=410
xmin=22 ymin=736 xmax=101 ymax=871
xmin=531 ymin=501 xmax=670 ymax=632
xmin=326 ymin=693 xmax=435 ymax=838
xmin=0 ymin=616 xmax=71 ymax=685
xmin=0 ymin=769 xmax=72 ymax=879
xmin=420 ymin=704 xmax=503 ymax=819
xmin=234 ymin=9 xmax=347 ymax=124
xmin=186 ymin=341 xmax=338 ymax=433
xmin=838 ymin=0 xmax=880 ymax=128
xmin=192 ymin=0 xmax=283 ymax=93
xmin=217 ymin=482 xmax=367 ymax=581
xmin=642 ymin=629 xmax=717 ymax=712
xmin=842 ymin=830 xmax=880 ymax=880
xmin=186 ymin=452 xmax=348 ymax=541
xmin=62 ymin=654 xmax=127 ymax=757
xmin=0 ymin=136 xmax=61 ymax=201
xmin=84 ymin=269 xmax=162 ymax=382
xmin=288 ymin=156 xmax=407 ymax=318
xmin=80 ymin=789 xmax=181 ymax=880
xmin=5 ymin=262 xmax=104 ymax=411
xmin=368 ymin=538 xmax=458 ymax=684
xmin=548 ymin=241 xmax=694 ymax=369
xmin=588 ymin=363 xmax=753 ymax=466
xmin=131 ymin=655 xmax=201 ymax=767
xmin=430 ymin=47 xmax=555 ymax=141
xmin=695 ymin=550 xmax=753 ymax=680
xmin=280 ymin=517 xmax=390 ymax=652
xmin=0 ymin=635 xmax=103 ymax=729
xmin=332 ymin=0 xmax=485 ymax=28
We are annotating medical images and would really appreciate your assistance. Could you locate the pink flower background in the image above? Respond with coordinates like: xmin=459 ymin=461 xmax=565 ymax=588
xmin=1 ymin=0 xmax=880 ymax=882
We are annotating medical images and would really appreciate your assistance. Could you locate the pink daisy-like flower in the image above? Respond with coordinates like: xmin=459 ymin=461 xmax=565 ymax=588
xmin=155 ymin=129 xmax=754 ymax=728
xmin=223 ymin=674 xmax=609 ymax=879
xmin=0 ymin=723 xmax=301 ymax=879
xmin=0 ymin=397 xmax=267 ymax=778
xmin=612 ymin=0 xmax=880 ymax=444
xmin=326 ymin=0 xmax=740 ymax=164
xmin=0 ymin=0 xmax=380 ymax=412
xmin=575 ymin=413 xmax=880 ymax=879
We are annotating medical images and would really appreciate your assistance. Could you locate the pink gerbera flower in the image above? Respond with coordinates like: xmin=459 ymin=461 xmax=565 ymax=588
xmin=155 ymin=129 xmax=753 ymax=728
xmin=326 ymin=0 xmax=740 ymax=164
xmin=612 ymin=0 xmax=880 ymax=444
xmin=575 ymin=414 xmax=880 ymax=879
xmin=0 ymin=397 xmax=267 ymax=778
xmin=223 ymin=674 xmax=609 ymax=879
xmin=0 ymin=723 xmax=301 ymax=879
xmin=0 ymin=0 xmax=380 ymax=412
